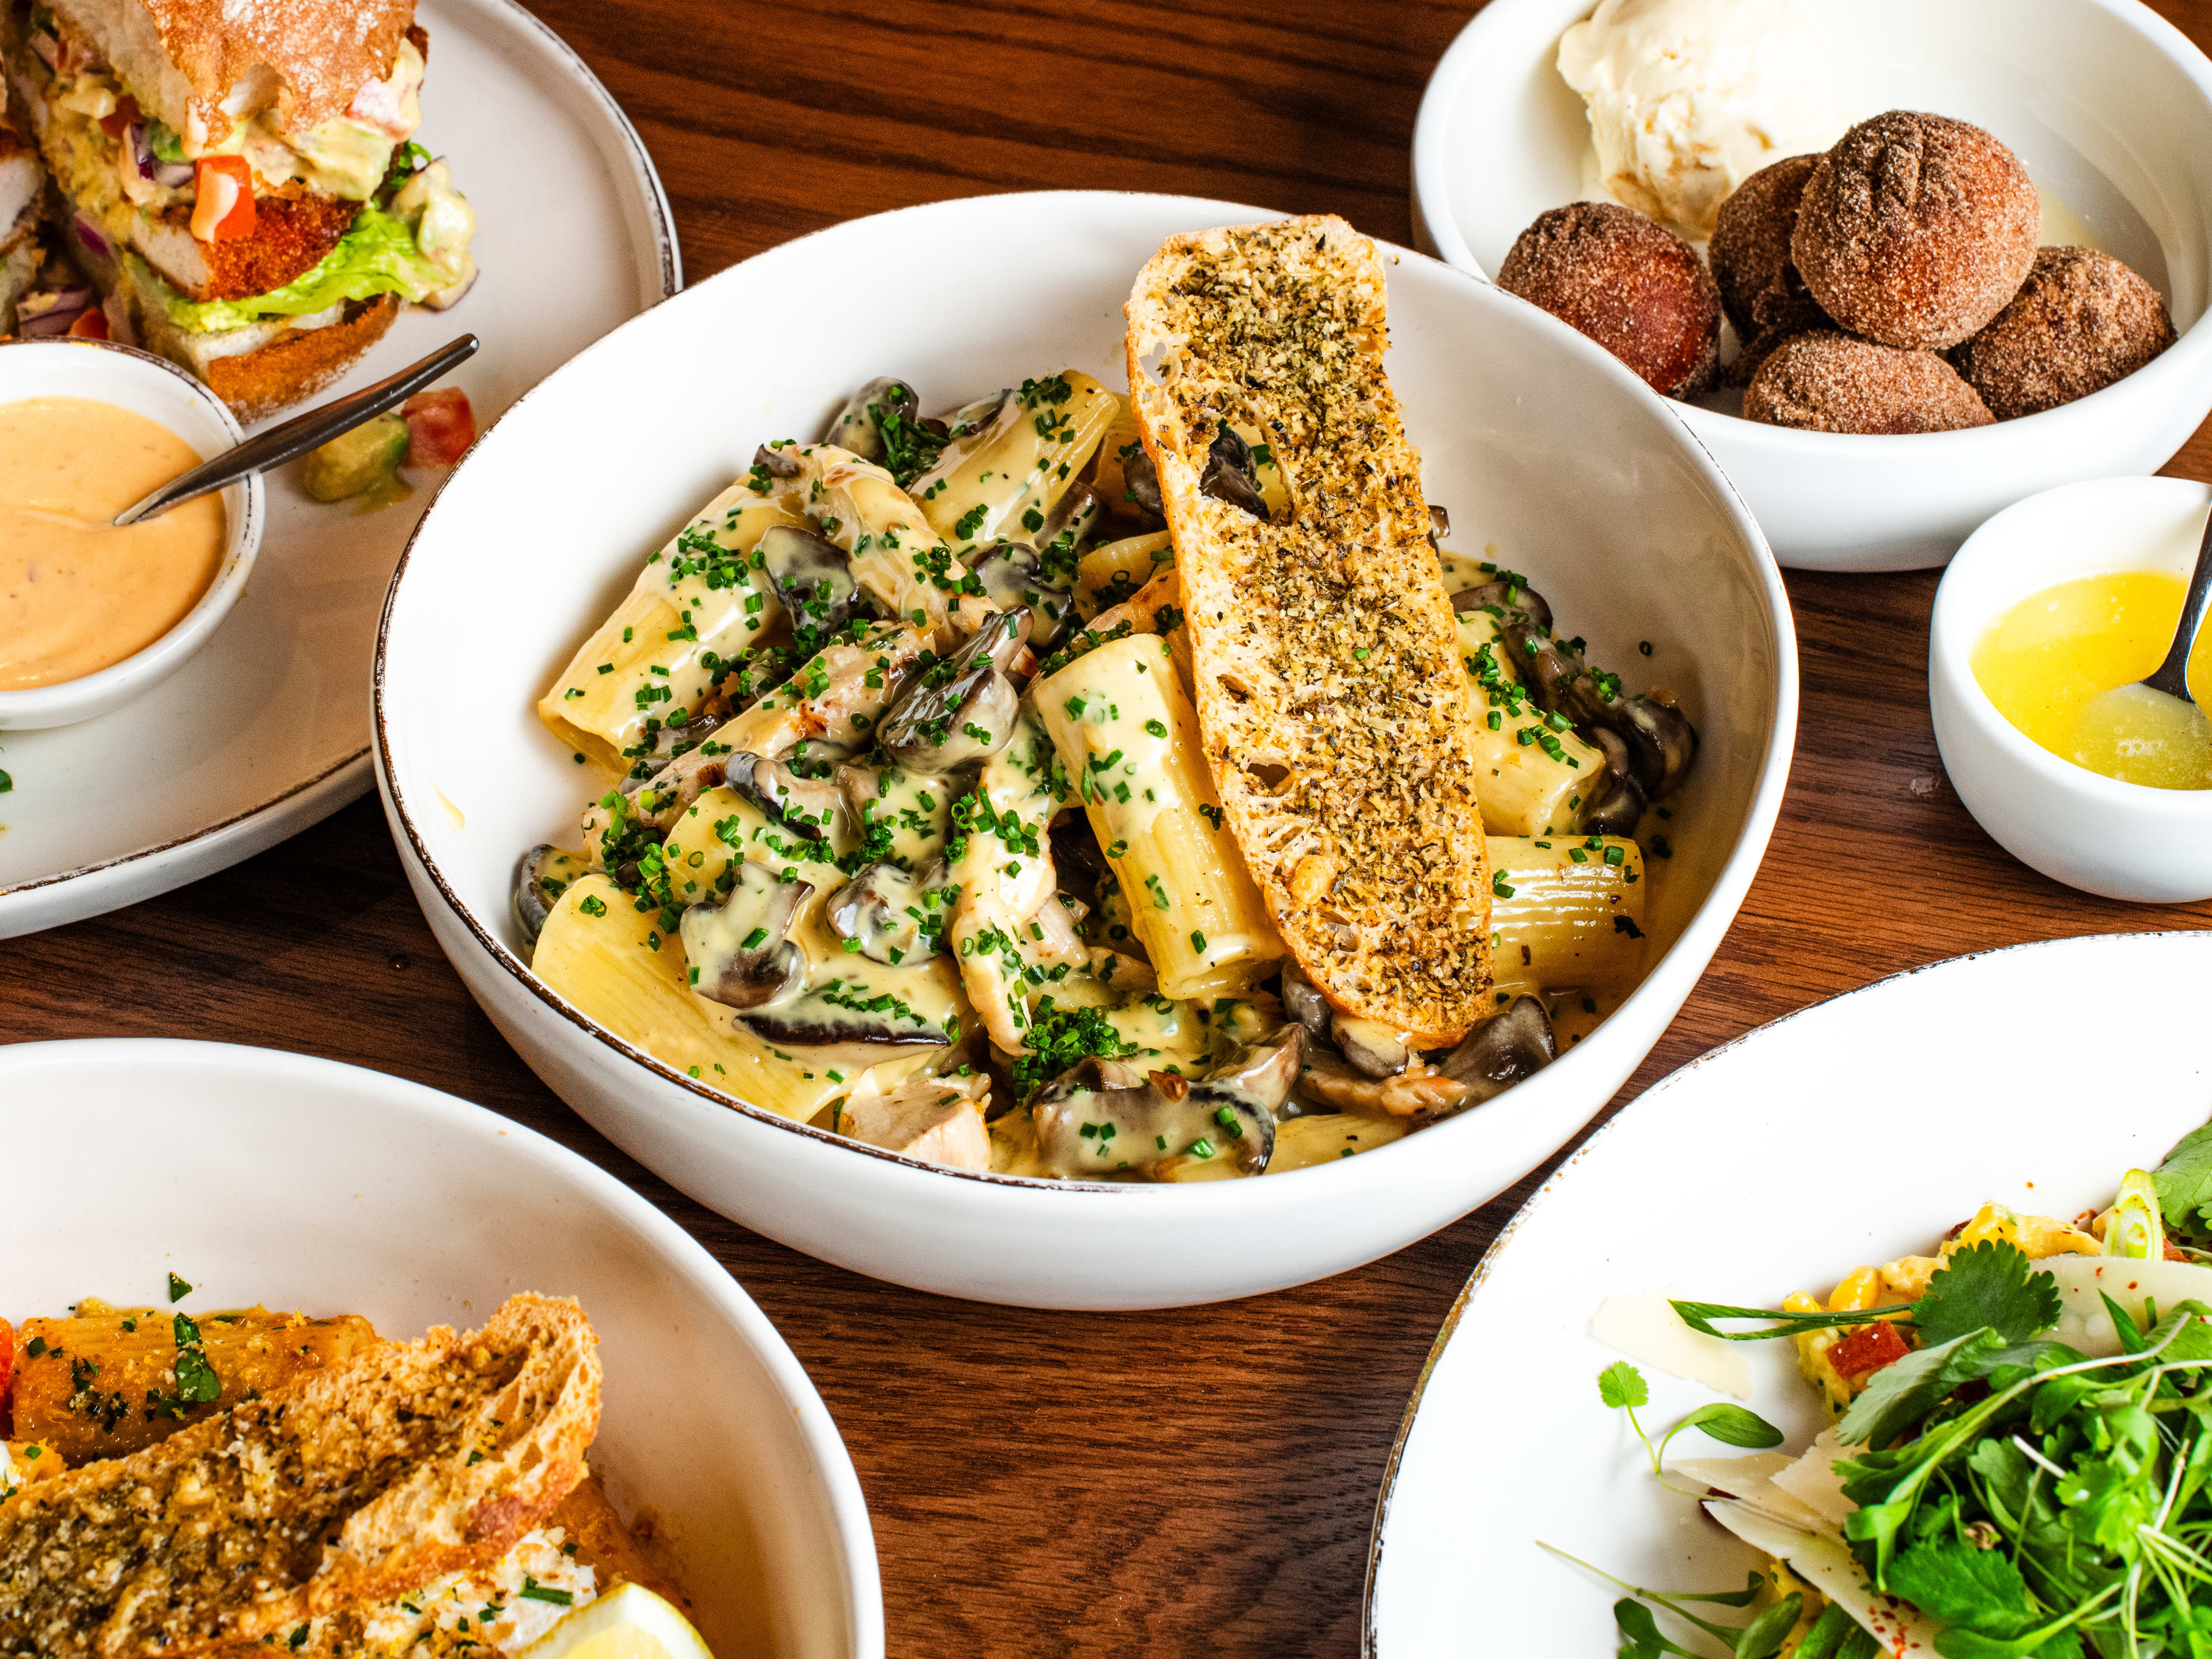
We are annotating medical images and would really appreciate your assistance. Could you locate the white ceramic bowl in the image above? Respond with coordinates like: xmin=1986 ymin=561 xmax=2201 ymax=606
xmin=0 ymin=1038 xmax=880 ymax=1659
xmin=1411 ymin=0 xmax=2212 ymax=573
xmin=1930 ymin=475 xmax=2212 ymax=902
xmin=0 ymin=338 xmax=263 ymax=728
xmin=376 ymin=189 xmax=1797 ymax=1310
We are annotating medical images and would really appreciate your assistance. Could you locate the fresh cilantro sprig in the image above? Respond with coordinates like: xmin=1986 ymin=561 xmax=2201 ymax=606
xmin=1597 ymin=1361 xmax=1781 ymax=1477
xmin=1672 ymin=1239 xmax=2059 ymax=1348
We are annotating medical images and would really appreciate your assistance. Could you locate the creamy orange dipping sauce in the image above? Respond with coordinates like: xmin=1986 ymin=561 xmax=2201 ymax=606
xmin=0 ymin=396 xmax=226 ymax=691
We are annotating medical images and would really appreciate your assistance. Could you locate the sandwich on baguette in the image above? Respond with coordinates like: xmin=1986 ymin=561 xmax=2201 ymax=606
xmin=0 ymin=0 xmax=476 ymax=417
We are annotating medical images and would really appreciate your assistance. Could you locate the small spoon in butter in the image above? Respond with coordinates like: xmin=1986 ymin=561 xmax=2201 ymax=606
xmin=2078 ymin=505 xmax=2212 ymax=790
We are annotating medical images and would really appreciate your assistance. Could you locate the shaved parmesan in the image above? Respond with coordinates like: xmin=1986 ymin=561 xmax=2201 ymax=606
xmin=1590 ymin=1286 xmax=1752 ymax=1399
xmin=1770 ymin=1430 xmax=1853 ymax=1528
xmin=2041 ymin=1255 xmax=2212 ymax=1354
xmin=1706 ymin=1498 xmax=1944 ymax=1656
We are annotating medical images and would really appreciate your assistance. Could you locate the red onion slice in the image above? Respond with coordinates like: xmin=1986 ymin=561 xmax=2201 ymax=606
xmin=71 ymin=214 xmax=112 ymax=262
xmin=125 ymin=122 xmax=157 ymax=181
xmin=18 ymin=286 xmax=92 ymax=338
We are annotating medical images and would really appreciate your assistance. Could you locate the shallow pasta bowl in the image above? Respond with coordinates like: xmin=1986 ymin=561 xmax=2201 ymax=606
xmin=1412 ymin=0 xmax=2212 ymax=571
xmin=0 ymin=1038 xmax=878 ymax=1659
xmin=375 ymin=188 xmax=1795 ymax=1310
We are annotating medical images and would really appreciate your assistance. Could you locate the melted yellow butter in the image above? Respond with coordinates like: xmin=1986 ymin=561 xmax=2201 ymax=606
xmin=1973 ymin=570 xmax=2212 ymax=790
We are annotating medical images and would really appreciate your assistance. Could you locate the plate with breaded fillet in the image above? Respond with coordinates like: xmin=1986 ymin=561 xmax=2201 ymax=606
xmin=376 ymin=189 xmax=1795 ymax=1309
xmin=0 ymin=1037 xmax=879 ymax=1658
xmin=0 ymin=0 xmax=678 ymax=939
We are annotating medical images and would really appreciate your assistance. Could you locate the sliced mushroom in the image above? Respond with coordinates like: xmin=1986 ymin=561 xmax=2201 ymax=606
xmin=681 ymin=862 xmax=810 ymax=1010
xmin=1331 ymin=1014 xmax=1413 ymax=1080
xmin=1578 ymin=726 xmax=1647 ymax=838
xmin=757 ymin=523 xmax=865 ymax=641
xmin=1199 ymin=422 xmax=1268 ymax=520
xmin=1119 ymin=441 xmax=1166 ymax=524
xmin=512 ymin=844 xmax=586 ymax=948
xmin=1279 ymin=962 xmax=1335 ymax=1048
xmin=964 ymin=540 xmax=1076 ymax=649
xmin=1428 ymin=503 xmax=1450 ymax=548
xmin=827 ymin=860 xmax=946 ymax=965
xmin=1297 ymin=1053 xmax=1466 ymax=1118
xmin=1453 ymin=578 xmax=1554 ymax=634
xmin=875 ymin=607 xmax=1031 ymax=774
xmin=752 ymin=441 xmax=803 ymax=479
xmin=1615 ymin=694 xmax=1699 ymax=802
xmin=1497 ymin=609 xmax=1698 ymax=800
xmin=821 ymin=377 xmax=919 ymax=464
xmin=1031 ymin=482 xmax=1102 ymax=555
xmin=1029 ymin=1028 xmax=1297 ymax=1181
xmin=724 ymin=751 xmax=847 ymax=844
xmin=738 ymin=985 xmax=951 ymax=1062
xmin=1439 ymin=995 xmax=1557 ymax=1108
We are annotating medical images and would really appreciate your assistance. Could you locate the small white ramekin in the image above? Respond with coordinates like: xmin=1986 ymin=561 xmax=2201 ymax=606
xmin=0 ymin=337 xmax=263 ymax=730
xmin=1930 ymin=475 xmax=2212 ymax=902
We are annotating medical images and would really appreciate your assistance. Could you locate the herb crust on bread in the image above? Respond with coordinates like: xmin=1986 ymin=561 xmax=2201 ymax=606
xmin=0 ymin=1293 xmax=600 ymax=1658
xmin=1124 ymin=214 xmax=1494 ymax=1046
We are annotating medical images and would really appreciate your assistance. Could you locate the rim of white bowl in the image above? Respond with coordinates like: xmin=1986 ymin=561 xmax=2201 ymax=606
xmin=374 ymin=187 xmax=1801 ymax=1203
xmin=0 ymin=1035 xmax=885 ymax=1659
xmin=0 ymin=336 xmax=263 ymax=721
xmin=1408 ymin=0 xmax=2212 ymax=460
xmin=1357 ymin=929 xmax=2212 ymax=1658
xmin=1930 ymin=473 xmax=2212 ymax=820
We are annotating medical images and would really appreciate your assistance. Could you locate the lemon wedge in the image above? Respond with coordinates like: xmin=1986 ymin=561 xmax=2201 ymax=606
xmin=517 ymin=1582 xmax=715 ymax=1659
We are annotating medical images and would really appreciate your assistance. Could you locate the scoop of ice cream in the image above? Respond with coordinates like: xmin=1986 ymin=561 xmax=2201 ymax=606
xmin=1557 ymin=0 xmax=1844 ymax=240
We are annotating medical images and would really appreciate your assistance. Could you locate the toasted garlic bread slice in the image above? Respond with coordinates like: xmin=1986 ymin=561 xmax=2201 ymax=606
xmin=1125 ymin=214 xmax=1493 ymax=1045
xmin=0 ymin=1294 xmax=601 ymax=1659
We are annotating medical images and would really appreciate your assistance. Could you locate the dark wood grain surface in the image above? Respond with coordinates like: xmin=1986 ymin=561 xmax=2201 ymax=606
xmin=10 ymin=2 xmax=2212 ymax=1653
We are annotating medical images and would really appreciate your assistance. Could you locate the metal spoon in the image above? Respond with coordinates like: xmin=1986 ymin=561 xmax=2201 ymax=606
xmin=2141 ymin=503 xmax=2212 ymax=705
xmin=112 ymin=334 xmax=479 ymax=527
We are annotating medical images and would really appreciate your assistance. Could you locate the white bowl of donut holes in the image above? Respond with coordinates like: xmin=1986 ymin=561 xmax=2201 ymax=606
xmin=1413 ymin=0 xmax=2212 ymax=571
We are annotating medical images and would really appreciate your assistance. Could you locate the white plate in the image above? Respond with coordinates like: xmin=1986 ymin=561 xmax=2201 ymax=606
xmin=1411 ymin=0 xmax=2212 ymax=572
xmin=0 ymin=0 xmax=678 ymax=940
xmin=1363 ymin=931 xmax=2212 ymax=1657
xmin=0 ymin=1037 xmax=880 ymax=1659
xmin=376 ymin=188 xmax=1795 ymax=1309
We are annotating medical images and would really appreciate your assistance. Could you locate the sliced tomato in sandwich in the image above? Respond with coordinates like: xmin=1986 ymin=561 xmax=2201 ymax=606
xmin=67 ymin=306 xmax=108 ymax=339
xmin=403 ymin=388 xmax=475 ymax=467
xmin=189 ymin=156 xmax=257 ymax=243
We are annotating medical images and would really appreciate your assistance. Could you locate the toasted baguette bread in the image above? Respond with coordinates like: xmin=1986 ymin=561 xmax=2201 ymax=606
xmin=1124 ymin=214 xmax=1494 ymax=1046
xmin=0 ymin=1294 xmax=601 ymax=1658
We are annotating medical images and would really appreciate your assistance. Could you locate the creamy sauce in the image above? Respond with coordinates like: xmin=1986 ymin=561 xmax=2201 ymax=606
xmin=0 ymin=397 xmax=226 ymax=691
xmin=1973 ymin=569 xmax=2212 ymax=789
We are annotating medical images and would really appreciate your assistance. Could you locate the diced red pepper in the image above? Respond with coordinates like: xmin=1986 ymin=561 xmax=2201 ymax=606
xmin=68 ymin=305 xmax=108 ymax=340
xmin=402 ymin=388 xmax=475 ymax=468
xmin=1830 ymin=1320 xmax=1911 ymax=1380
xmin=96 ymin=94 xmax=141 ymax=142
xmin=190 ymin=156 xmax=256 ymax=241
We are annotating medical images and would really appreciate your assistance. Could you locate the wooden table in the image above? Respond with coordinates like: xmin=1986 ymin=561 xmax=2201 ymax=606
xmin=11 ymin=2 xmax=2212 ymax=1652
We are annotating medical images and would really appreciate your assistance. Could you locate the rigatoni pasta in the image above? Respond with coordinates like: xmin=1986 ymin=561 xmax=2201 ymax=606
xmin=514 ymin=285 xmax=1699 ymax=1184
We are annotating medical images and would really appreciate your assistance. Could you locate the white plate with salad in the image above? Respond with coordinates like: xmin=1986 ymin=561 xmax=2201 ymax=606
xmin=0 ymin=0 xmax=677 ymax=940
xmin=1363 ymin=930 xmax=2212 ymax=1657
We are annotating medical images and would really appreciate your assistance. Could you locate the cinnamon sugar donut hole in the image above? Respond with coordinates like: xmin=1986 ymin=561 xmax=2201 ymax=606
xmin=1793 ymin=111 xmax=2040 ymax=351
xmin=1744 ymin=330 xmax=1994 ymax=434
xmin=1711 ymin=154 xmax=1820 ymax=336
xmin=1953 ymin=246 xmax=2177 ymax=419
xmin=1497 ymin=202 xmax=1721 ymax=398
xmin=1710 ymin=154 xmax=1831 ymax=382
